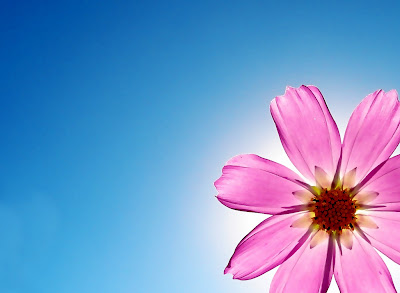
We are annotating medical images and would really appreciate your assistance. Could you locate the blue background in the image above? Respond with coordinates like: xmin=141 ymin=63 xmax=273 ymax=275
xmin=1 ymin=1 xmax=400 ymax=292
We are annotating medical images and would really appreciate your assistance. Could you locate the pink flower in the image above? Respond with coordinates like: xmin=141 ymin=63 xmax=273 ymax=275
xmin=215 ymin=85 xmax=400 ymax=292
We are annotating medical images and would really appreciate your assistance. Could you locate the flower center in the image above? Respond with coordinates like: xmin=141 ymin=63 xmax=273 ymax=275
xmin=309 ymin=188 xmax=358 ymax=234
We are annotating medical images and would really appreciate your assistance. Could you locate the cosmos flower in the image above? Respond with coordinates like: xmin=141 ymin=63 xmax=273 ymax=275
xmin=215 ymin=85 xmax=400 ymax=292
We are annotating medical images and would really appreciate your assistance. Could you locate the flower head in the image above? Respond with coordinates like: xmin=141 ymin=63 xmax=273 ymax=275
xmin=215 ymin=85 xmax=400 ymax=292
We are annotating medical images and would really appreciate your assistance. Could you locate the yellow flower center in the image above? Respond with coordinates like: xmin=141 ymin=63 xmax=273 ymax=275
xmin=309 ymin=188 xmax=358 ymax=234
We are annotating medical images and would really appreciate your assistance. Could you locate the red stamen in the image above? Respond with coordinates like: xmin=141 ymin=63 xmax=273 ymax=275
xmin=309 ymin=188 xmax=358 ymax=234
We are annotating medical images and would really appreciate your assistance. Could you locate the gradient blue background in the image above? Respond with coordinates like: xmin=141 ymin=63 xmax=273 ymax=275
xmin=1 ymin=1 xmax=400 ymax=292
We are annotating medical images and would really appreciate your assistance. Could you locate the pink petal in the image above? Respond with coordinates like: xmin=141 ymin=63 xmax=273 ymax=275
xmin=215 ymin=154 xmax=307 ymax=214
xmin=225 ymin=212 xmax=309 ymax=280
xmin=340 ymin=229 xmax=353 ymax=250
xmin=341 ymin=89 xmax=400 ymax=185
xmin=270 ymin=232 xmax=334 ymax=293
xmin=356 ymin=154 xmax=400 ymax=211
xmin=357 ymin=211 xmax=400 ymax=264
xmin=270 ymin=85 xmax=341 ymax=183
xmin=334 ymin=233 xmax=396 ymax=293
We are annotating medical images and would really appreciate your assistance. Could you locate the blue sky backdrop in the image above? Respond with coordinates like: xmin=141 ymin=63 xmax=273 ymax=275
xmin=1 ymin=1 xmax=400 ymax=292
